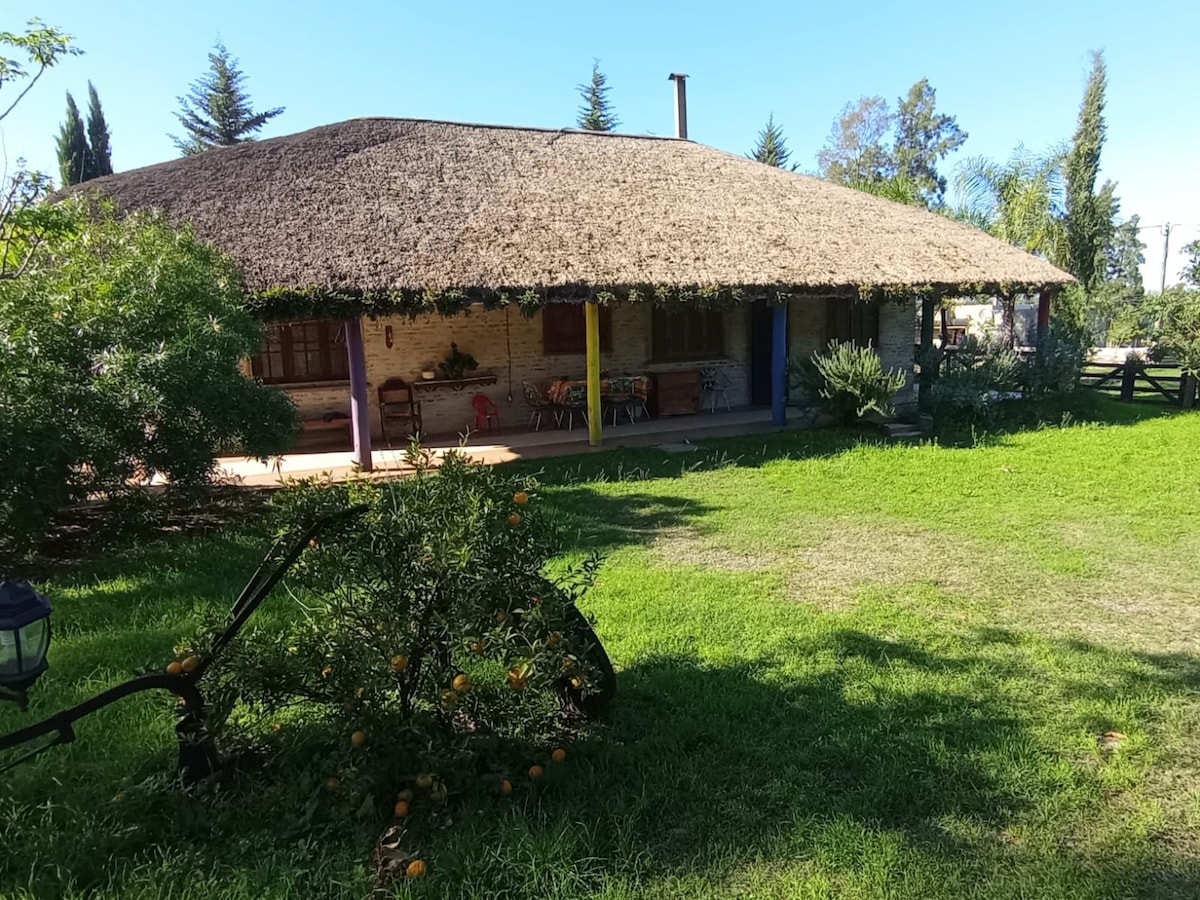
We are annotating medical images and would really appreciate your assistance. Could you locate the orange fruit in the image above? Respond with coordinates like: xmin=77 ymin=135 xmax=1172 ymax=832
xmin=350 ymin=730 xmax=367 ymax=749
xmin=180 ymin=655 xmax=201 ymax=673
xmin=513 ymin=490 xmax=529 ymax=505
xmin=439 ymin=689 xmax=459 ymax=710
xmin=528 ymin=764 xmax=544 ymax=779
xmin=500 ymin=779 xmax=513 ymax=795
xmin=320 ymin=666 xmax=332 ymax=678
xmin=452 ymin=674 xmax=472 ymax=694
xmin=406 ymin=859 xmax=427 ymax=879
xmin=325 ymin=776 xmax=340 ymax=791
xmin=397 ymin=788 xmax=414 ymax=802
xmin=272 ymin=722 xmax=283 ymax=733
xmin=562 ymin=656 xmax=575 ymax=671
xmin=551 ymin=748 xmax=567 ymax=763
xmin=570 ymin=676 xmax=583 ymax=689
xmin=508 ymin=512 xmax=522 ymax=526
xmin=393 ymin=800 xmax=410 ymax=817
xmin=165 ymin=661 xmax=184 ymax=676
xmin=390 ymin=654 xmax=408 ymax=673
xmin=470 ymin=639 xmax=488 ymax=654
xmin=495 ymin=610 xmax=507 ymax=623
xmin=415 ymin=774 xmax=434 ymax=790
xmin=546 ymin=631 xmax=562 ymax=649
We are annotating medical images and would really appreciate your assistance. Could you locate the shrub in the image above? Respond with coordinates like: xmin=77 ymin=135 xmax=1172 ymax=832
xmin=930 ymin=336 xmax=1022 ymax=423
xmin=1021 ymin=323 xmax=1088 ymax=396
xmin=1144 ymin=286 xmax=1200 ymax=375
xmin=190 ymin=447 xmax=612 ymax=796
xmin=805 ymin=341 xmax=907 ymax=423
xmin=0 ymin=201 xmax=297 ymax=570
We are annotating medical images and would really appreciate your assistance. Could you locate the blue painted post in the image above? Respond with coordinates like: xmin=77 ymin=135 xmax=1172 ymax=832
xmin=345 ymin=318 xmax=373 ymax=471
xmin=771 ymin=302 xmax=788 ymax=426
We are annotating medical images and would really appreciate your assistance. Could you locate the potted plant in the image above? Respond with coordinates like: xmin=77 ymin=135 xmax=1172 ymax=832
xmin=437 ymin=343 xmax=479 ymax=381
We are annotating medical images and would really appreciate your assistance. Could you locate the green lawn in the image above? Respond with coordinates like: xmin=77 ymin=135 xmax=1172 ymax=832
xmin=2 ymin=398 xmax=1199 ymax=899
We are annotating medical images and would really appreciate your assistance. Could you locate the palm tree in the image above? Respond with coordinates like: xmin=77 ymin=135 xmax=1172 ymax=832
xmin=953 ymin=145 xmax=1068 ymax=266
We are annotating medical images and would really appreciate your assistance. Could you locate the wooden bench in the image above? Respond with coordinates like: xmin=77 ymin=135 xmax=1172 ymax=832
xmin=299 ymin=416 xmax=353 ymax=448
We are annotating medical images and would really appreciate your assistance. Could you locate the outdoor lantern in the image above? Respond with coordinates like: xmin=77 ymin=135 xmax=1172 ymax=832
xmin=0 ymin=579 xmax=52 ymax=695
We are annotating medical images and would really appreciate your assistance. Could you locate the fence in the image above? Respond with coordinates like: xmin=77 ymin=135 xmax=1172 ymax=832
xmin=1079 ymin=361 xmax=1197 ymax=408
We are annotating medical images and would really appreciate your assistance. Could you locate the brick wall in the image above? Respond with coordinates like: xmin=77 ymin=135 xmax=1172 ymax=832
xmin=788 ymin=295 xmax=917 ymax=404
xmin=280 ymin=297 xmax=915 ymax=438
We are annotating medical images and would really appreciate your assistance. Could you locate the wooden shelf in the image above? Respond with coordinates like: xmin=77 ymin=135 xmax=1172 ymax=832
xmin=411 ymin=374 xmax=498 ymax=392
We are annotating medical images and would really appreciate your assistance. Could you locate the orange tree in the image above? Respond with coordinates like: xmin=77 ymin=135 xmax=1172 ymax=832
xmin=189 ymin=447 xmax=611 ymax=795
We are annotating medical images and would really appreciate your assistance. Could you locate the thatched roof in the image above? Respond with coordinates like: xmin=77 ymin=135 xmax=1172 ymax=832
xmin=74 ymin=117 xmax=1072 ymax=298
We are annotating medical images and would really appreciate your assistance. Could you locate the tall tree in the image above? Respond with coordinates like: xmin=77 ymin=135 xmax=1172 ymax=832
xmin=86 ymin=80 xmax=112 ymax=176
xmin=817 ymin=96 xmax=893 ymax=186
xmin=1104 ymin=215 xmax=1145 ymax=290
xmin=55 ymin=91 xmax=93 ymax=186
xmin=577 ymin=60 xmax=618 ymax=132
xmin=749 ymin=114 xmax=793 ymax=168
xmin=1064 ymin=52 xmax=1114 ymax=291
xmin=893 ymin=78 xmax=967 ymax=206
xmin=1181 ymin=240 xmax=1200 ymax=289
xmin=954 ymin=145 xmax=1068 ymax=262
xmin=171 ymin=42 xmax=284 ymax=155
xmin=1092 ymin=213 xmax=1147 ymax=344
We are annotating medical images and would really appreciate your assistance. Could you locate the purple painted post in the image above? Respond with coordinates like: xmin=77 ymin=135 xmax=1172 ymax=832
xmin=345 ymin=318 xmax=373 ymax=471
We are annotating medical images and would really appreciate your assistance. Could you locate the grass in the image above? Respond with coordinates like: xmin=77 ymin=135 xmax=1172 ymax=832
xmin=2 ymin=396 xmax=1199 ymax=899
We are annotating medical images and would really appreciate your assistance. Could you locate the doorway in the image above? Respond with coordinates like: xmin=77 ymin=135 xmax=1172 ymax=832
xmin=749 ymin=300 xmax=784 ymax=407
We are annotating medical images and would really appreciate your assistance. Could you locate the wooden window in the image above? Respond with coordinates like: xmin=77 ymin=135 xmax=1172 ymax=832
xmin=825 ymin=299 xmax=880 ymax=347
xmin=541 ymin=303 xmax=612 ymax=354
xmin=250 ymin=319 xmax=349 ymax=384
xmin=651 ymin=308 xmax=725 ymax=361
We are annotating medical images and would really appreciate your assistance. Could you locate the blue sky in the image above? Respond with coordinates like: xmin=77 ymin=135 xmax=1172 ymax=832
xmin=4 ymin=0 xmax=1197 ymax=286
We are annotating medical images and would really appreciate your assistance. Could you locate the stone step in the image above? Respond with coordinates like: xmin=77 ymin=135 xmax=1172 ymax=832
xmin=882 ymin=421 xmax=919 ymax=437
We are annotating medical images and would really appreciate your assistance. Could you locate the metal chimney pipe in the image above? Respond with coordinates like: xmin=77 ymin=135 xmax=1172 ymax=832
xmin=668 ymin=73 xmax=688 ymax=139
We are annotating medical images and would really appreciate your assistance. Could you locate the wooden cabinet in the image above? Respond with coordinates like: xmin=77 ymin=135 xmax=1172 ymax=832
xmin=651 ymin=369 xmax=701 ymax=416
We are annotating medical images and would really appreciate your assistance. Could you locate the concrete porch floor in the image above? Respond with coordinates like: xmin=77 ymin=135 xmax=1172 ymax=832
xmin=218 ymin=408 xmax=787 ymax=486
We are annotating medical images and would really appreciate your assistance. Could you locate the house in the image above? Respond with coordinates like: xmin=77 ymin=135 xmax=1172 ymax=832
xmin=76 ymin=117 xmax=1073 ymax=467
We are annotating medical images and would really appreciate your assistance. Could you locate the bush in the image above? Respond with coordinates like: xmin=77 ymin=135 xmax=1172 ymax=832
xmin=930 ymin=335 xmax=1022 ymax=423
xmin=1145 ymin=286 xmax=1200 ymax=375
xmin=1020 ymin=324 xmax=1088 ymax=396
xmin=0 ymin=201 xmax=297 ymax=569
xmin=801 ymin=341 xmax=907 ymax=423
xmin=189 ymin=447 xmax=612 ymax=799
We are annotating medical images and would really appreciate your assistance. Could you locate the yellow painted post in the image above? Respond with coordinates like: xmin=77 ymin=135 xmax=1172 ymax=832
xmin=585 ymin=300 xmax=602 ymax=446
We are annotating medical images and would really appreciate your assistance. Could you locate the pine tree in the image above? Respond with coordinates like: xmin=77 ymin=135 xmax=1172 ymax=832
xmin=749 ymin=114 xmax=793 ymax=169
xmin=577 ymin=61 xmax=618 ymax=132
xmin=171 ymin=43 xmax=284 ymax=155
xmin=892 ymin=78 xmax=967 ymax=207
xmin=86 ymin=81 xmax=113 ymax=177
xmin=1064 ymin=52 xmax=1113 ymax=291
xmin=55 ymin=91 xmax=93 ymax=186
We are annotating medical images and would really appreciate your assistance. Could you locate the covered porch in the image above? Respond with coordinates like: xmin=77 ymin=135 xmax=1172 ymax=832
xmin=219 ymin=407 xmax=782 ymax=487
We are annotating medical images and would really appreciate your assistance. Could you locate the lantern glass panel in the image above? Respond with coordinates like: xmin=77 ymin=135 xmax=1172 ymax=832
xmin=20 ymin=619 xmax=48 ymax=670
xmin=0 ymin=628 xmax=18 ymax=676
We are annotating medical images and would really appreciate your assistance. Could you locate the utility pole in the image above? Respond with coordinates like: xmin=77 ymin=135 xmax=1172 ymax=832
xmin=1160 ymin=223 xmax=1173 ymax=292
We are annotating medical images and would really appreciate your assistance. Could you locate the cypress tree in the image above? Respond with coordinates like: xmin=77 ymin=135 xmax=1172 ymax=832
xmin=86 ymin=81 xmax=113 ymax=177
xmin=749 ymin=114 xmax=793 ymax=169
xmin=1064 ymin=52 xmax=1112 ymax=291
xmin=577 ymin=61 xmax=619 ymax=132
xmin=171 ymin=43 xmax=284 ymax=154
xmin=55 ymin=92 xmax=93 ymax=186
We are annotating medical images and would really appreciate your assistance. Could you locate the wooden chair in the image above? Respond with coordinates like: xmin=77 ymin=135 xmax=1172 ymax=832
xmin=378 ymin=378 xmax=423 ymax=446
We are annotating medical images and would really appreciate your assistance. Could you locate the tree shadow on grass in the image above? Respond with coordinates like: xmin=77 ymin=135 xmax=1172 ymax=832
xmin=3 ymin=625 xmax=1198 ymax=899
xmin=546 ymin=488 xmax=719 ymax=555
